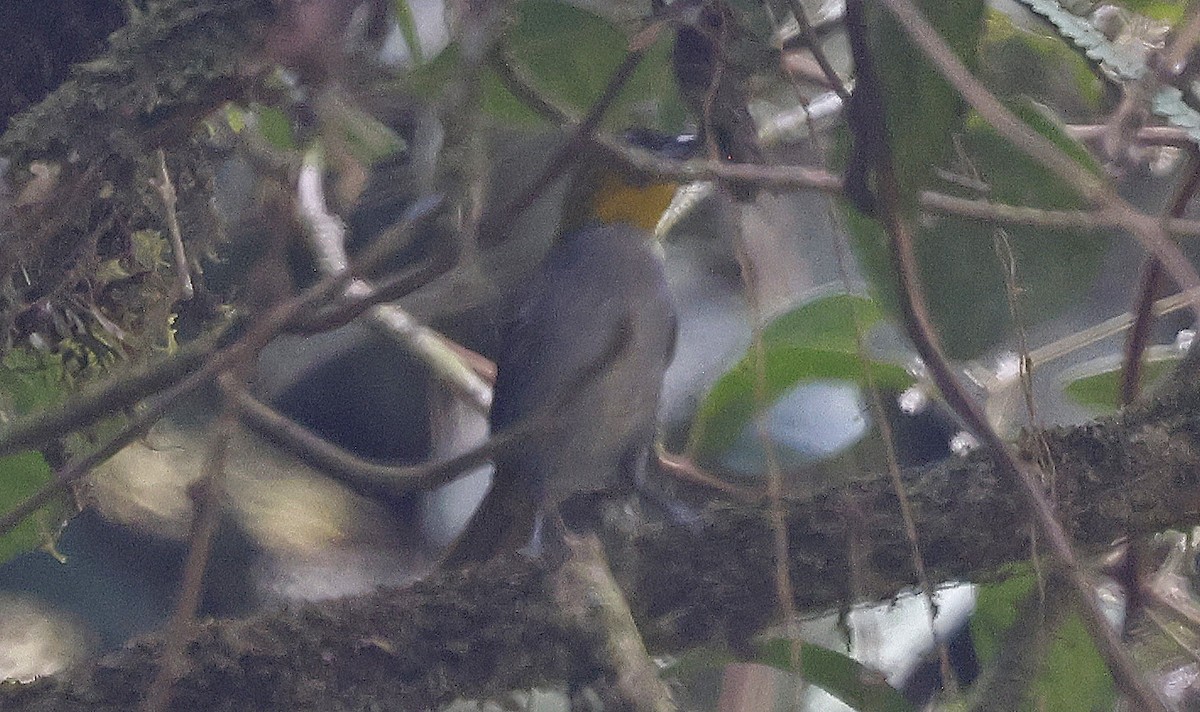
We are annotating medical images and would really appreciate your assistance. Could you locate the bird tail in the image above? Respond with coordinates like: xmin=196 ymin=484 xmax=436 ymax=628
xmin=440 ymin=470 xmax=538 ymax=567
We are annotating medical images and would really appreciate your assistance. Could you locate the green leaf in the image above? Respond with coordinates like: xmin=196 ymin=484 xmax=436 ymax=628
xmin=0 ymin=350 xmax=69 ymax=417
xmin=1016 ymin=0 xmax=1149 ymax=81
xmin=755 ymin=639 xmax=917 ymax=712
xmin=391 ymin=0 xmax=424 ymax=63
xmin=409 ymin=0 xmax=685 ymax=130
xmin=131 ymin=229 xmax=168 ymax=272
xmin=320 ymin=99 xmax=405 ymax=166
xmin=0 ymin=351 xmax=72 ymax=563
xmin=0 ymin=451 xmax=58 ymax=563
xmin=665 ymin=639 xmax=916 ymax=712
xmin=760 ymin=294 xmax=885 ymax=353
xmin=224 ymin=104 xmax=247 ymax=133
xmin=867 ymin=0 xmax=987 ymax=208
xmin=1035 ymin=613 xmax=1115 ymax=711
xmin=687 ymin=294 xmax=912 ymax=463
xmin=1064 ymin=357 xmax=1176 ymax=412
xmin=255 ymin=104 xmax=296 ymax=150
xmin=980 ymin=10 xmax=1105 ymax=118
xmin=846 ymin=102 xmax=1112 ymax=359
xmin=978 ymin=102 xmax=1104 ymax=184
xmin=95 ymin=259 xmax=133 ymax=287
xmin=505 ymin=0 xmax=629 ymax=113
xmin=972 ymin=572 xmax=1116 ymax=711
xmin=1121 ymin=1 xmax=1185 ymax=23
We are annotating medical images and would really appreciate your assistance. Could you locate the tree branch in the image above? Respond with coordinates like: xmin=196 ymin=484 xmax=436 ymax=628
xmin=6 ymin=375 xmax=1200 ymax=709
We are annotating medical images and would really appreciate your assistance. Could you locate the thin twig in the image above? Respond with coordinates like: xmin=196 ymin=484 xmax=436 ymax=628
xmin=0 ymin=387 xmax=185 ymax=538
xmin=597 ymin=139 xmax=843 ymax=191
xmin=136 ymin=179 xmax=449 ymax=712
xmin=489 ymin=48 xmax=574 ymax=124
xmin=224 ymin=380 xmax=512 ymax=501
xmin=151 ymin=148 xmax=194 ymax=301
xmin=283 ymin=257 xmax=449 ymax=334
xmin=873 ymin=135 xmax=1173 ymax=712
xmin=1122 ymin=155 xmax=1200 ymax=404
xmin=966 ymin=285 xmax=1200 ymax=396
xmin=919 ymin=191 xmax=1200 ymax=237
xmin=487 ymin=35 xmax=1200 ymax=246
xmin=1068 ymin=123 xmax=1196 ymax=148
xmin=140 ymin=397 xmax=239 ymax=712
xmin=227 ymin=292 xmax=639 ymax=505
xmin=297 ymin=152 xmax=492 ymax=412
xmin=993 ymin=227 xmax=1052 ymax=474
xmin=783 ymin=0 xmax=850 ymax=101
xmin=1154 ymin=0 xmax=1200 ymax=82
xmin=655 ymin=447 xmax=761 ymax=500
xmin=842 ymin=236 xmax=953 ymax=692
xmin=993 ymin=223 xmax=1057 ymax=671
xmin=1124 ymin=260 xmax=1167 ymax=405
xmin=731 ymin=214 xmax=802 ymax=681
xmin=610 ymin=148 xmax=1200 ymax=239
xmin=0 ymin=337 xmax=256 ymax=542
xmin=451 ymin=0 xmax=503 ymax=259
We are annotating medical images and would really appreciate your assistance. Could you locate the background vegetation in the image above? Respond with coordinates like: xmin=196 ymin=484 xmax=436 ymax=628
xmin=3 ymin=0 xmax=1200 ymax=710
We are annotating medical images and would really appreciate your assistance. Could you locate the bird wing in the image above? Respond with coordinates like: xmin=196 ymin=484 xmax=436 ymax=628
xmin=443 ymin=225 xmax=675 ymax=565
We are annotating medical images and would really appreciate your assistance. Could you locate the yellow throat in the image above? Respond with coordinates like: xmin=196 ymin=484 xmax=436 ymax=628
xmin=588 ymin=170 xmax=679 ymax=233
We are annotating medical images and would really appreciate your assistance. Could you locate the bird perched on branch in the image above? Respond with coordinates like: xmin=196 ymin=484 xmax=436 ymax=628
xmin=442 ymin=131 xmax=696 ymax=566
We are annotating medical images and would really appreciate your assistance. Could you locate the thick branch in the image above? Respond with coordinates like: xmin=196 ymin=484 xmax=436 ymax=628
xmin=5 ymin=381 xmax=1200 ymax=709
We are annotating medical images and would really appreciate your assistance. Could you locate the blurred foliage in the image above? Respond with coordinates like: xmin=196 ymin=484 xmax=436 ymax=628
xmin=249 ymin=104 xmax=299 ymax=151
xmin=1064 ymin=356 xmax=1176 ymax=412
xmin=752 ymin=638 xmax=916 ymax=712
xmin=0 ymin=350 xmax=73 ymax=563
xmin=864 ymin=0 xmax=986 ymax=210
xmin=688 ymin=294 xmax=912 ymax=465
xmin=0 ymin=350 xmax=69 ymax=417
xmin=847 ymin=102 xmax=1111 ymax=359
xmin=409 ymin=0 xmax=686 ymax=131
xmin=0 ymin=1 xmax=1198 ymax=699
xmin=391 ymin=0 xmax=424 ymax=62
xmin=1121 ymin=0 xmax=1185 ymax=22
xmin=664 ymin=637 xmax=916 ymax=712
xmin=0 ymin=451 xmax=58 ymax=563
xmin=979 ymin=10 xmax=1107 ymax=120
xmin=972 ymin=571 xmax=1116 ymax=711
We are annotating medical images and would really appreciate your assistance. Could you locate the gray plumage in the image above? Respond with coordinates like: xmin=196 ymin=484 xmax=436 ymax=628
xmin=443 ymin=222 xmax=677 ymax=565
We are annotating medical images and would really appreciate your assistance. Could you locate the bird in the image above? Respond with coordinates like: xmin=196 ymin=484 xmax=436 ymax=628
xmin=441 ymin=131 xmax=695 ymax=566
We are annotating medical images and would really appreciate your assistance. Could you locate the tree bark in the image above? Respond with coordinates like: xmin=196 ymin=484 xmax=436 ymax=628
xmin=4 ymin=379 xmax=1200 ymax=710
